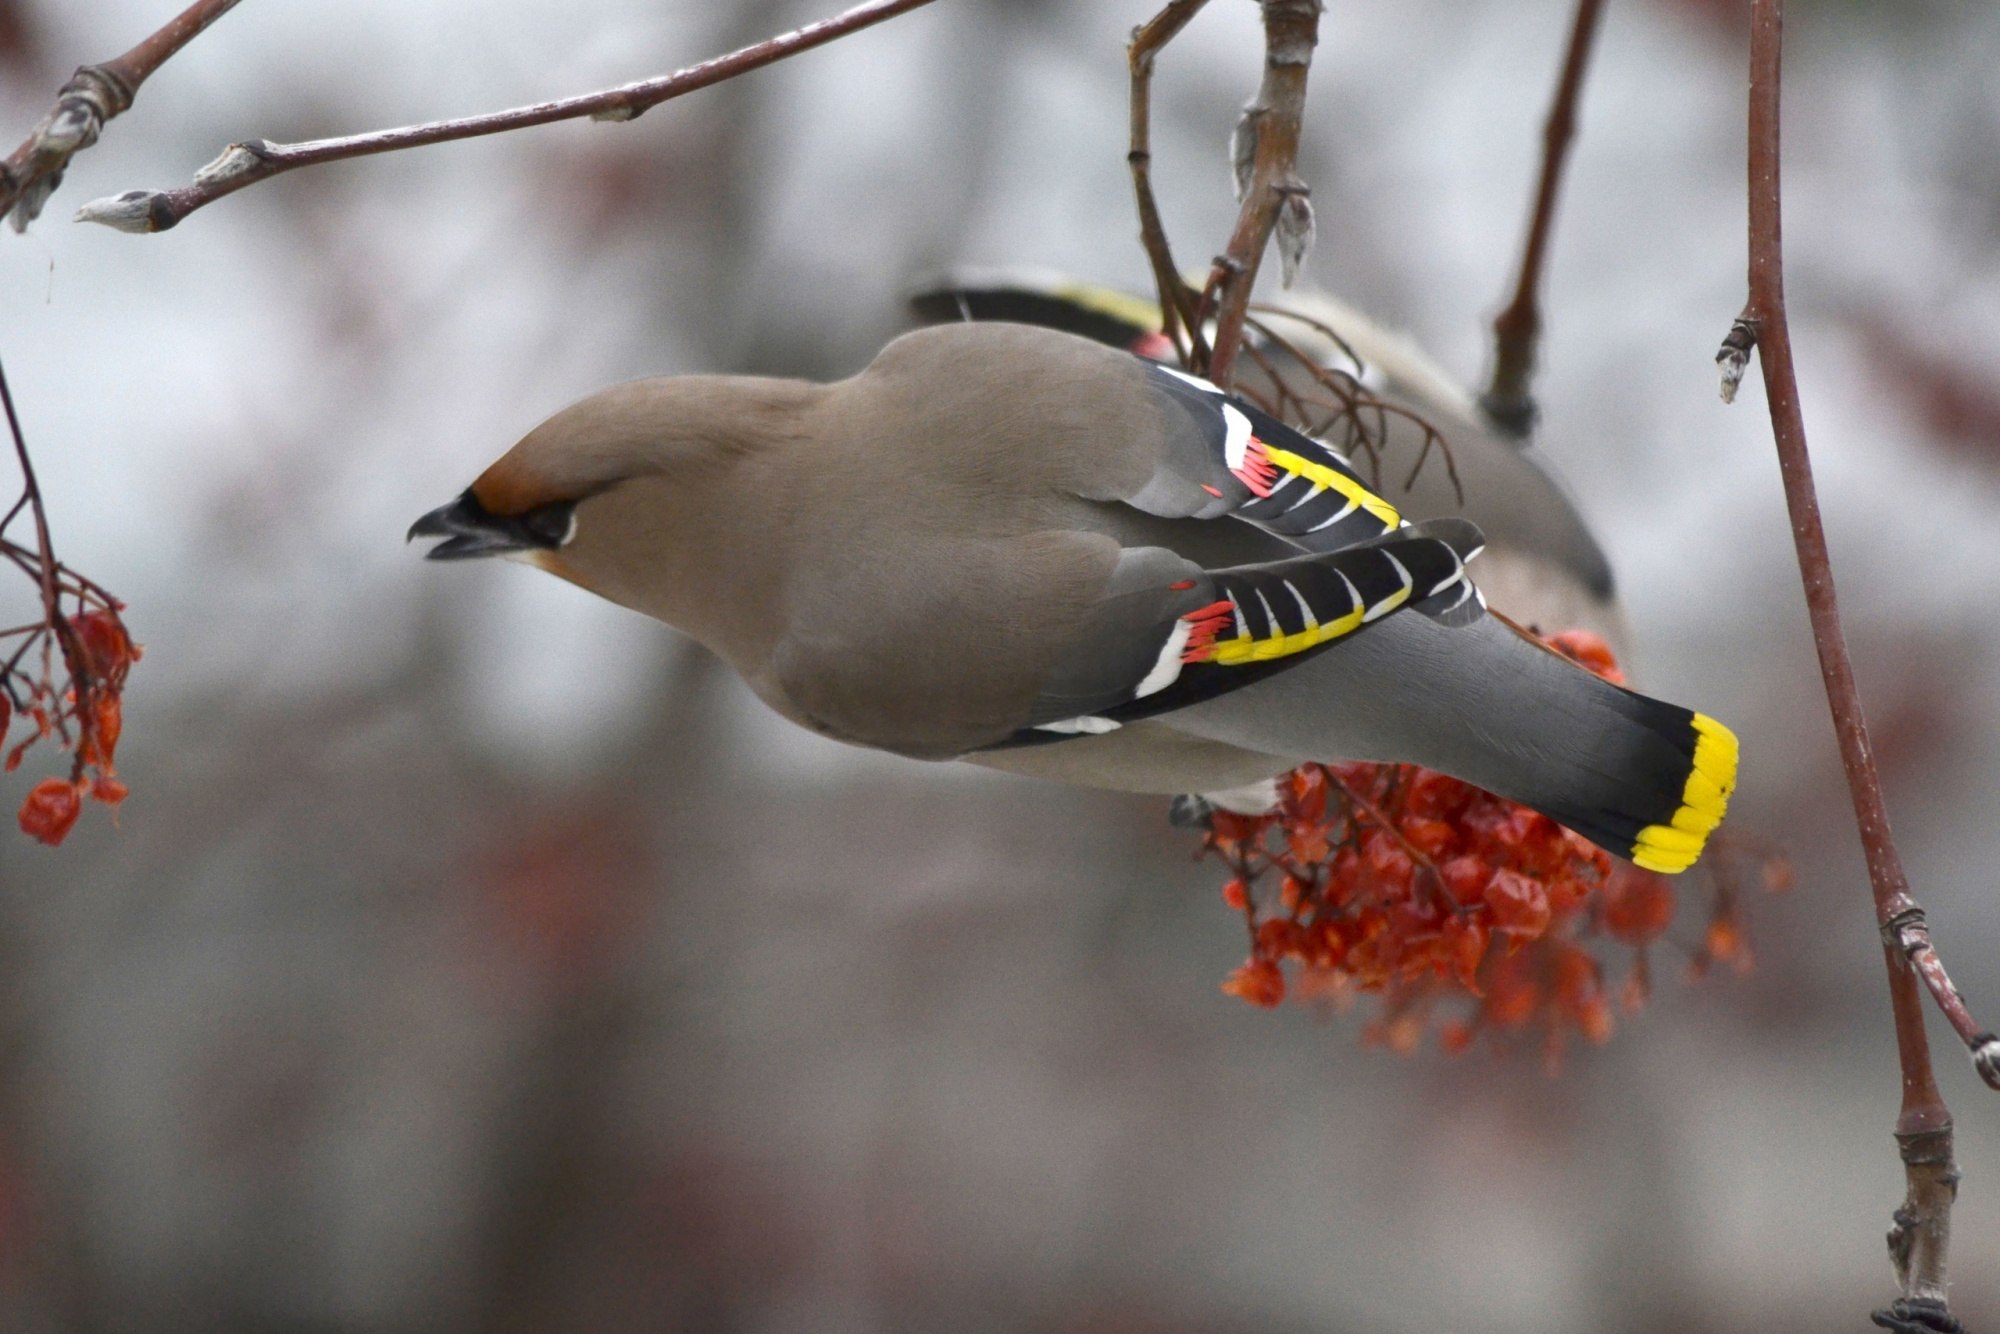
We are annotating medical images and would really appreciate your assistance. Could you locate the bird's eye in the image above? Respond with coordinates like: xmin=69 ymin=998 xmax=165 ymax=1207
xmin=519 ymin=502 xmax=577 ymax=547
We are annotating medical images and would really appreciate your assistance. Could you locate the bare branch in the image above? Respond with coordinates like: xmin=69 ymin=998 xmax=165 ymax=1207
xmin=0 ymin=359 xmax=80 ymax=697
xmin=1883 ymin=900 xmax=2000 ymax=1091
xmin=1723 ymin=0 xmax=1988 ymax=1320
xmin=1480 ymin=0 xmax=1605 ymax=438
xmin=77 ymin=0 xmax=944 ymax=234
xmin=0 ymin=0 xmax=245 ymax=231
xmin=1202 ymin=0 xmax=1323 ymax=388
xmin=1127 ymin=0 xmax=1213 ymax=365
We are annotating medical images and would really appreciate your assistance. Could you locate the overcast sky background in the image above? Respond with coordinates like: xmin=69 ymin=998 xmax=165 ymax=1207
xmin=1 ymin=0 xmax=1998 ymax=1329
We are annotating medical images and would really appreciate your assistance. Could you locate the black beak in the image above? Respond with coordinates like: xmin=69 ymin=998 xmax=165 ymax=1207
xmin=409 ymin=491 xmax=576 ymax=561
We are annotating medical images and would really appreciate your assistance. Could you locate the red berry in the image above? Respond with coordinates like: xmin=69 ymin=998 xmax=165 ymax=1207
xmin=71 ymin=610 xmax=140 ymax=684
xmin=1256 ymin=918 xmax=1307 ymax=959
xmin=1400 ymin=817 xmax=1456 ymax=860
xmin=1602 ymin=869 xmax=1676 ymax=944
xmin=1221 ymin=958 xmax=1286 ymax=1008
xmin=1286 ymin=766 xmax=1329 ymax=822
xmin=1404 ymin=769 xmax=1470 ymax=821
xmin=79 ymin=692 xmax=122 ymax=768
xmin=1484 ymin=954 xmax=1540 ymax=1028
xmin=19 ymin=778 xmax=83 ymax=846
xmin=1286 ymin=826 xmax=1331 ymax=864
xmin=1486 ymin=870 xmax=1553 ymax=940
xmin=1362 ymin=831 xmax=1415 ymax=896
xmin=1441 ymin=915 xmax=1490 ymax=990
xmin=1440 ymin=856 xmax=1491 ymax=904
xmin=1546 ymin=629 xmax=1625 ymax=685
xmin=1279 ymin=875 xmax=1308 ymax=913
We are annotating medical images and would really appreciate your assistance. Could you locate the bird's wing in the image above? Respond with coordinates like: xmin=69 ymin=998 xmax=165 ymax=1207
xmin=984 ymin=518 xmax=1485 ymax=748
xmin=1122 ymin=360 xmax=1419 ymax=556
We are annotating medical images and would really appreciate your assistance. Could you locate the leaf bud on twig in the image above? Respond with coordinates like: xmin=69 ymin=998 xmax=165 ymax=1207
xmin=74 ymin=189 xmax=165 ymax=233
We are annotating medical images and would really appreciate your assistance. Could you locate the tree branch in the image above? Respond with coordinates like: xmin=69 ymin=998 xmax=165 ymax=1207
xmin=1480 ymin=0 xmax=1605 ymax=438
xmin=1201 ymin=0 xmax=1322 ymax=388
xmin=0 ymin=360 xmax=71 ymax=686
xmin=75 ymin=0 xmax=943 ymax=234
xmin=0 ymin=0 xmax=246 ymax=231
xmin=1127 ymin=0 xmax=1212 ymax=365
xmin=1723 ymin=0 xmax=1992 ymax=1323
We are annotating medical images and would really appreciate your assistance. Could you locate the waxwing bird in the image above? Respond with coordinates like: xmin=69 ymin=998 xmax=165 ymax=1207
xmin=411 ymin=321 xmax=1735 ymax=873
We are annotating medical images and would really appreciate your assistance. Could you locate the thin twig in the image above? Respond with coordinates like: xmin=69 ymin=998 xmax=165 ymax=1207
xmin=0 ymin=358 xmax=85 ymax=701
xmin=1127 ymin=0 xmax=1213 ymax=365
xmin=0 ymin=0 xmax=245 ymax=230
xmin=1203 ymin=0 xmax=1323 ymax=388
xmin=1247 ymin=300 xmax=1364 ymax=376
xmin=1724 ymin=0 xmax=1989 ymax=1321
xmin=76 ymin=0 xmax=943 ymax=234
xmin=1480 ymin=0 xmax=1605 ymax=438
xmin=1239 ymin=313 xmax=1463 ymax=504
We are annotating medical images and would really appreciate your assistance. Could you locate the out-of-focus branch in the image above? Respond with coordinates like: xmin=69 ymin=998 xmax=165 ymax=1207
xmin=0 ymin=361 xmax=69 ymax=675
xmin=0 ymin=0 xmax=245 ymax=231
xmin=1720 ymin=2 xmax=1990 ymax=1326
xmin=1127 ymin=0 xmax=1212 ymax=366
xmin=1480 ymin=0 xmax=1605 ymax=438
xmin=75 ymin=0 xmax=942 ymax=234
xmin=1202 ymin=0 xmax=1322 ymax=388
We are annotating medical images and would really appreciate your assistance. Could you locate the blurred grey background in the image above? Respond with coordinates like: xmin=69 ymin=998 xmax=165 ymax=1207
xmin=2 ymin=0 xmax=1999 ymax=1329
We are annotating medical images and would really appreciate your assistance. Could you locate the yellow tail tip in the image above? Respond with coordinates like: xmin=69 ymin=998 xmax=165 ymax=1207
xmin=1631 ymin=712 xmax=1739 ymax=875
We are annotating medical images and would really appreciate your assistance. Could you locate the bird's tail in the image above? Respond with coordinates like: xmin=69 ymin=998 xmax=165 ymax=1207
xmin=1517 ymin=683 xmax=1738 ymax=874
xmin=1169 ymin=613 xmax=1740 ymax=873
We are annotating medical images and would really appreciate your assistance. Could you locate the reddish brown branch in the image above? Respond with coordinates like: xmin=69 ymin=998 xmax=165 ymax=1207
xmin=1726 ymin=0 xmax=1987 ymax=1320
xmin=1201 ymin=0 xmax=1322 ymax=388
xmin=1480 ymin=0 xmax=1605 ymax=438
xmin=1128 ymin=0 xmax=1213 ymax=365
xmin=0 ymin=0 xmax=245 ymax=230
xmin=0 ymin=360 xmax=81 ymax=696
xmin=76 ymin=0 xmax=942 ymax=234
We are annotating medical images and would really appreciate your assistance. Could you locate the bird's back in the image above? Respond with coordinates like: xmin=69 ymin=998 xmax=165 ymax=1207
xmin=762 ymin=324 xmax=1187 ymax=757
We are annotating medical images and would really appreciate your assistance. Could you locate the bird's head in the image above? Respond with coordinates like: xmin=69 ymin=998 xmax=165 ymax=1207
xmin=408 ymin=377 xmax=706 ymax=566
xmin=410 ymin=373 xmax=818 ymax=648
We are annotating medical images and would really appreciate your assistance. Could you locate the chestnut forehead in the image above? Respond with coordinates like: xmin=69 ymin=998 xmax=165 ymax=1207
xmin=469 ymin=455 xmax=560 ymax=518
xmin=468 ymin=383 xmax=672 ymax=516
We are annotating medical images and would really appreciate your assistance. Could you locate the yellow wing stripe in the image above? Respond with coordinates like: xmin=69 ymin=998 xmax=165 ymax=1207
xmin=1257 ymin=443 xmax=1403 ymax=529
xmin=1206 ymin=596 xmax=1377 ymax=667
xmin=1630 ymin=713 xmax=1740 ymax=874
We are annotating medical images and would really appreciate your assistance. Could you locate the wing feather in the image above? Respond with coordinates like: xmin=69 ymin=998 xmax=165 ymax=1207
xmin=989 ymin=519 xmax=1484 ymax=749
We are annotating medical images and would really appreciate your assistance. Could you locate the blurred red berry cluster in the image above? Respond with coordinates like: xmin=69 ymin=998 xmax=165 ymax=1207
xmin=3 ymin=603 xmax=139 ymax=846
xmin=1203 ymin=629 xmax=1767 ymax=1070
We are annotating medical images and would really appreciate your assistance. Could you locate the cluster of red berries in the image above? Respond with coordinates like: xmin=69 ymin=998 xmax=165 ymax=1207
xmin=3 ymin=605 xmax=139 ymax=846
xmin=1202 ymin=630 xmax=1761 ymax=1068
